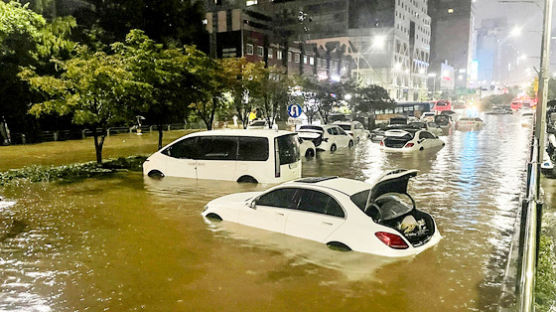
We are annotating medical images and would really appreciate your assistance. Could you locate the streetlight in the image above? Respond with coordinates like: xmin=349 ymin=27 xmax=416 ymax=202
xmin=372 ymin=35 xmax=387 ymax=50
xmin=510 ymin=25 xmax=523 ymax=37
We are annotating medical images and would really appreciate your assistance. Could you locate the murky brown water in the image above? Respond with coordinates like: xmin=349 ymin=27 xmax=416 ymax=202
xmin=0 ymin=114 xmax=531 ymax=311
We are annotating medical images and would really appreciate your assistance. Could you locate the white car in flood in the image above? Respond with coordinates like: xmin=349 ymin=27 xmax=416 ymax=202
xmin=143 ymin=130 xmax=301 ymax=184
xmin=380 ymin=129 xmax=444 ymax=152
xmin=202 ymin=170 xmax=441 ymax=257
xmin=333 ymin=121 xmax=367 ymax=143
xmin=297 ymin=125 xmax=354 ymax=152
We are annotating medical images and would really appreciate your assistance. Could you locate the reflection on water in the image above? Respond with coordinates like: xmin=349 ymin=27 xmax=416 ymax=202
xmin=0 ymin=114 xmax=531 ymax=311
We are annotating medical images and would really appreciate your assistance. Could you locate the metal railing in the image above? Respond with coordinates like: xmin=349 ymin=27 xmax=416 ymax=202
xmin=517 ymin=137 xmax=541 ymax=312
xmin=5 ymin=123 xmax=195 ymax=145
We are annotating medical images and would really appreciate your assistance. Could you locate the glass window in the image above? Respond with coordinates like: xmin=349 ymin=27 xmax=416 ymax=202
xmin=238 ymin=137 xmax=269 ymax=161
xmin=275 ymin=134 xmax=300 ymax=165
xmin=419 ymin=131 xmax=435 ymax=139
xmin=246 ymin=44 xmax=253 ymax=55
xmin=327 ymin=127 xmax=339 ymax=135
xmin=338 ymin=124 xmax=351 ymax=131
xmin=256 ymin=46 xmax=264 ymax=57
xmin=197 ymin=136 xmax=237 ymax=160
xmin=350 ymin=190 xmax=370 ymax=211
xmin=336 ymin=127 xmax=347 ymax=135
xmin=309 ymin=57 xmax=314 ymax=65
xmin=162 ymin=137 xmax=200 ymax=159
xmin=294 ymin=53 xmax=300 ymax=63
xmin=268 ymin=48 xmax=273 ymax=59
xmin=257 ymin=188 xmax=300 ymax=209
xmin=297 ymin=190 xmax=345 ymax=218
xmin=277 ymin=50 xmax=282 ymax=60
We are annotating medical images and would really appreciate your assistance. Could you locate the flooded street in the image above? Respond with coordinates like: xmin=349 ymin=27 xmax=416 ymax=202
xmin=0 ymin=114 xmax=532 ymax=311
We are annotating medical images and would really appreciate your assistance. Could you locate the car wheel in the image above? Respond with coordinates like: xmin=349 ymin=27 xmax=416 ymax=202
xmin=147 ymin=170 xmax=165 ymax=178
xmin=330 ymin=144 xmax=337 ymax=152
xmin=348 ymin=140 xmax=354 ymax=148
xmin=326 ymin=241 xmax=352 ymax=252
xmin=237 ymin=176 xmax=258 ymax=183
xmin=305 ymin=149 xmax=315 ymax=158
xmin=205 ymin=213 xmax=222 ymax=222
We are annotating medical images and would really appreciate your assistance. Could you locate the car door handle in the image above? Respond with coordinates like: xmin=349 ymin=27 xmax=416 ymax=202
xmin=322 ymin=221 xmax=333 ymax=226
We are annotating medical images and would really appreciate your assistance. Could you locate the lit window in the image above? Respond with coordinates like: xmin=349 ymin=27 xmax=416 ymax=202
xmin=277 ymin=50 xmax=283 ymax=60
xmin=268 ymin=48 xmax=273 ymax=59
xmin=448 ymin=8 xmax=454 ymax=14
xmin=303 ymin=55 xmax=307 ymax=64
xmin=246 ymin=44 xmax=253 ymax=55
xmin=309 ymin=57 xmax=314 ymax=65
xmin=246 ymin=0 xmax=257 ymax=6
xmin=256 ymin=46 xmax=264 ymax=57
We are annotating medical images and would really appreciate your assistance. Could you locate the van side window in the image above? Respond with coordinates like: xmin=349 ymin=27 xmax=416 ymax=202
xmin=275 ymin=134 xmax=300 ymax=165
xmin=162 ymin=137 xmax=199 ymax=159
xmin=197 ymin=136 xmax=238 ymax=160
xmin=297 ymin=189 xmax=345 ymax=218
xmin=238 ymin=137 xmax=269 ymax=161
xmin=327 ymin=127 xmax=338 ymax=135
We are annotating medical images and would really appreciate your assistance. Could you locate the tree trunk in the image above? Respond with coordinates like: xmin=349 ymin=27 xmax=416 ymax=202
xmin=93 ymin=128 xmax=106 ymax=164
xmin=158 ymin=125 xmax=163 ymax=150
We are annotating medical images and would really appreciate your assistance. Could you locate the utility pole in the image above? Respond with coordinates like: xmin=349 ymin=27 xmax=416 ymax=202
xmin=535 ymin=0 xmax=553 ymax=200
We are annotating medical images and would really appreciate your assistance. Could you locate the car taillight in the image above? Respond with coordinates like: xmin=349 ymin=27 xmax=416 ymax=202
xmin=380 ymin=141 xmax=384 ymax=146
xmin=375 ymin=232 xmax=409 ymax=249
xmin=404 ymin=143 xmax=414 ymax=148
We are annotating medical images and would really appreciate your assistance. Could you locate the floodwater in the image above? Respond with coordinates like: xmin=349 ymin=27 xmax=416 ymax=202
xmin=0 ymin=114 xmax=531 ymax=311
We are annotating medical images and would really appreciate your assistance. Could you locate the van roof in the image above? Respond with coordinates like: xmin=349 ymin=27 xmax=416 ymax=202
xmin=187 ymin=129 xmax=295 ymax=138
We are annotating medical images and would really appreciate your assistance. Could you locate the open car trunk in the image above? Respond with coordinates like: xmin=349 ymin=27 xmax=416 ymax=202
xmin=364 ymin=169 xmax=436 ymax=247
xmin=298 ymin=131 xmax=323 ymax=147
xmin=383 ymin=130 xmax=414 ymax=148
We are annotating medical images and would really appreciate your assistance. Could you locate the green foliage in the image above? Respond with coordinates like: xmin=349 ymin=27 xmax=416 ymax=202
xmin=75 ymin=0 xmax=206 ymax=47
xmin=351 ymin=84 xmax=396 ymax=113
xmin=535 ymin=234 xmax=556 ymax=312
xmin=0 ymin=156 xmax=147 ymax=186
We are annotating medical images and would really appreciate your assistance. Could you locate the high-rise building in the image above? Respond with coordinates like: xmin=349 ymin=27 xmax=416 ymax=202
xmin=205 ymin=0 xmax=432 ymax=101
xmin=428 ymin=0 xmax=476 ymax=90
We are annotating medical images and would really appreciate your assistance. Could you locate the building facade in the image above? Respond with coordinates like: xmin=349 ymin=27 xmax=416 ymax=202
xmin=205 ymin=0 xmax=431 ymax=101
xmin=428 ymin=0 xmax=476 ymax=91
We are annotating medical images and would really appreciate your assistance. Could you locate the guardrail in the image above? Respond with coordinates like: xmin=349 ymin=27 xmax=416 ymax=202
xmin=4 ymin=123 xmax=195 ymax=145
xmin=516 ymin=136 xmax=543 ymax=311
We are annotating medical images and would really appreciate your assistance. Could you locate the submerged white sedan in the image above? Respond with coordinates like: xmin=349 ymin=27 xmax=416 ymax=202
xmin=202 ymin=170 xmax=442 ymax=257
xmin=380 ymin=129 xmax=445 ymax=152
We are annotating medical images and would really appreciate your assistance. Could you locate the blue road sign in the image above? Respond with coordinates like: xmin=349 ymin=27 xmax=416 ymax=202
xmin=288 ymin=103 xmax=303 ymax=118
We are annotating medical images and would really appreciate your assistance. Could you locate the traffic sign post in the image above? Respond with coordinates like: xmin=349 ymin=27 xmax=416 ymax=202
xmin=287 ymin=104 xmax=303 ymax=118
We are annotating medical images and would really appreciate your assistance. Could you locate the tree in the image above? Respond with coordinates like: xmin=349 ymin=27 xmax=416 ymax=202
xmin=351 ymin=84 xmax=396 ymax=114
xmin=188 ymin=55 xmax=230 ymax=130
xmin=20 ymin=49 xmax=149 ymax=163
xmin=112 ymin=30 xmax=204 ymax=149
xmin=298 ymin=77 xmax=321 ymax=124
xmin=219 ymin=58 xmax=267 ymax=129
xmin=248 ymin=66 xmax=292 ymax=127
xmin=75 ymin=0 xmax=206 ymax=48
xmin=0 ymin=2 xmax=78 ymax=141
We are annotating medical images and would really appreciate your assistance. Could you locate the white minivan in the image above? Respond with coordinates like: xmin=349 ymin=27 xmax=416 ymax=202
xmin=143 ymin=130 xmax=301 ymax=184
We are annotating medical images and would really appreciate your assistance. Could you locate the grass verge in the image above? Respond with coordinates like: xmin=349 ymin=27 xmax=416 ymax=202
xmin=535 ymin=233 xmax=556 ymax=312
xmin=0 ymin=156 xmax=147 ymax=186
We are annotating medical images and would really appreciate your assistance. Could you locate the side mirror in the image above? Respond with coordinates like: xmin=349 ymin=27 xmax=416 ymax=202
xmin=249 ymin=200 xmax=257 ymax=209
xmin=418 ymin=139 xmax=425 ymax=144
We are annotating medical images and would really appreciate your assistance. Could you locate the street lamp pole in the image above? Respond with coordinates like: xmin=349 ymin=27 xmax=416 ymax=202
xmin=535 ymin=0 xmax=553 ymax=200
